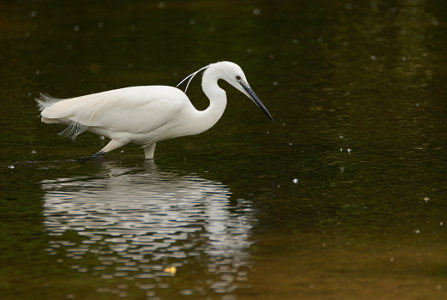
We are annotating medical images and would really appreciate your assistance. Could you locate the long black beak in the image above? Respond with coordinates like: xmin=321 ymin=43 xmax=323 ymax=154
xmin=239 ymin=81 xmax=273 ymax=121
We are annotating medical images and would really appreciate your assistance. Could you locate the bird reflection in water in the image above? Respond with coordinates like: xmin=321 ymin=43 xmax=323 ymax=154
xmin=41 ymin=161 xmax=254 ymax=296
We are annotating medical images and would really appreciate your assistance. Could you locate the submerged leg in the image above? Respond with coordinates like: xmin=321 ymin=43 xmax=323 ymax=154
xmin=77 ymin=139 xmax=128 ymax=162
xmin=143 ymin=143 xmax=156 ymax=159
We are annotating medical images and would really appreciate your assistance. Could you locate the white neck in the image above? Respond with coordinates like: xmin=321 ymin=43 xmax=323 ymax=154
xmin=191 ymin=66 xmax=227 ymax=134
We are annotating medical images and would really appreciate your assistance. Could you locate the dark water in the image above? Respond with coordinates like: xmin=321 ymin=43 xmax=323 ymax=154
xmin=1 ymin=0 xmax=447 ymax=299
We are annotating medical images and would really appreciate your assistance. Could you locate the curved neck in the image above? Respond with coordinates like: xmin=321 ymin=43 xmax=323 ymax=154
xmin=193 ymin=67 xmax=227 ymax=134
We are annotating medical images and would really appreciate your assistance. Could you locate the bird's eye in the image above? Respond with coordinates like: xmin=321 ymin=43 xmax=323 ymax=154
xmin=236 ymin=75 xmax=241 ymax=81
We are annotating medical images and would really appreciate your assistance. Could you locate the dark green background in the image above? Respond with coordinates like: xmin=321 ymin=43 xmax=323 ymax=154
xmin=1 ymin=1 xmax=447 ymax=299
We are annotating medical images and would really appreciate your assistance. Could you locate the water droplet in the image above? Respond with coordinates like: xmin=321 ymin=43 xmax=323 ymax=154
xmin=253 ymin=8 xmax=261 ymax=15
xmin=414 ymin=229 xmax=420 ymax=234
xmin=424 ymin=196 xmax=430 ymax=202
xmin=292 ymin=178 xmax=299 ymax=184
xmin=273 ymin=81 xmax=278 ymax=86
xmin=8 ymin=165 xmax=15 ymax=169
xmin=347 ymin=148 xmax=352 ymax=154
xmin=440 ymin=221 xmax=443 ymax=226
xmin=370 ymin=55 xmax=376 ymax=60
xmin=35 ymin=69 xmax=40 ymax=75
xmin=31 ymin=150 xmax=36 ymax=154
xmin=339 ymin=135 xmax=344 ymax=139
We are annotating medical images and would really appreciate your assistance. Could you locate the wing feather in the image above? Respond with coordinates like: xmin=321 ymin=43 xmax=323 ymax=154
xmin=40 ymin=86 xmax=189 ymax=135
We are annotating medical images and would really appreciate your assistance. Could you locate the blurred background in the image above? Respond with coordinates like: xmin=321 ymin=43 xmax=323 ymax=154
xmin=1 ymin=0 xmax=447 ymax=299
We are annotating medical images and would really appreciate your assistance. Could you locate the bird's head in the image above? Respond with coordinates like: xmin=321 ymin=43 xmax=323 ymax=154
xmin=211 ymin=61 xmax=273 ymax=121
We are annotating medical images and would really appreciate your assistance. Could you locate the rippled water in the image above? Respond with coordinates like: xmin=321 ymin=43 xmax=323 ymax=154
xmin=42 ymin=162 xmax=253 ymax=297
xmin=1 ymin=0 xmax=447 ymax=299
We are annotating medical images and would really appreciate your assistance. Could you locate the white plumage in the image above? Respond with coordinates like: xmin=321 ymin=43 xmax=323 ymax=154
xmin=37 ymin=61 xmax=272 ymax=160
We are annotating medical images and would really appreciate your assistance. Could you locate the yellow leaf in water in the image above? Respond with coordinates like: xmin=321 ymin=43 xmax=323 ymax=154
xmin=163 ymin=266 xmax=177 ymax=275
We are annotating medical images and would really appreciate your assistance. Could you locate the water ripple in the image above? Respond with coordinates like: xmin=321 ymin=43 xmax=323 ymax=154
xmin=41 ymin=162 xmax=254 ymax=298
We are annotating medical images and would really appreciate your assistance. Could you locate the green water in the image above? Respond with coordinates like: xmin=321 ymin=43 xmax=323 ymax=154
xmin=1 ymin=0 xmax=447 ymax=299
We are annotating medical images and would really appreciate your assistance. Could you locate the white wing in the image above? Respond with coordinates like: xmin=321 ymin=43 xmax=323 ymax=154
xmin=40 ymin=86 xmax=190 ymax=136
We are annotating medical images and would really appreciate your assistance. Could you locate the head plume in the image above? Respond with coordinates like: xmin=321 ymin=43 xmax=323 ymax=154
xmin=177 ymin=64 xmax=210 ymax=92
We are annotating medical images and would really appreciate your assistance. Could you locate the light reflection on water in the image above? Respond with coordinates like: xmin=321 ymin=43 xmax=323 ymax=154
xmin=41 ymin=162 xmax=254 ymax=297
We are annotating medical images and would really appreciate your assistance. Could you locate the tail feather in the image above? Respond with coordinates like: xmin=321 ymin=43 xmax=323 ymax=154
xmin=35 ymin=93 xmax=88 ymax=140
xmin=35 ymin=93 xmax=61 ymax=112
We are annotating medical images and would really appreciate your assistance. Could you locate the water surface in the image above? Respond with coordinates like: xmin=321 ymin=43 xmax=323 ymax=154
xmin=1 ymin=0 xmax=447 ymax=299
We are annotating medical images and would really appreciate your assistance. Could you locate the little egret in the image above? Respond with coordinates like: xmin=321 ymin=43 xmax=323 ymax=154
xmin=37 ymin=61 xmax=272 ymax=160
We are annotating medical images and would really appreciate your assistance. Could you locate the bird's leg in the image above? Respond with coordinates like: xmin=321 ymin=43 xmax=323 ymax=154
xmin=143 ymin=143 xmax=156 ymax=159
xmin=100 ymin=139 xmax=128 ymax=154
xmin=77 ymin=140 xmax=127 ymax=163
xmin=77 ymin=151 xmax=104 ymax=163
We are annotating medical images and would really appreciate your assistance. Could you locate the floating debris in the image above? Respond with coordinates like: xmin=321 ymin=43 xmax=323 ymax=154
xmin=414 ymin=229 xmax=420 ymax=234
xmin=423 ymin=196 xmax=430 ymax=202
xmin=347 ymin=148 xmax=352 ymax=154
xmin=163 ymin=266 xmax=176 ymax=275
xmin=292 ymin=178 xmax=299 ymax=184
xmin=8 ymin=165 xmax=15 ymax=169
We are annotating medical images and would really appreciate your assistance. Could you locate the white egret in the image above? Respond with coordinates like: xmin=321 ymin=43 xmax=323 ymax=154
xmin=37 ymin=61 xmax=272 ymax=160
